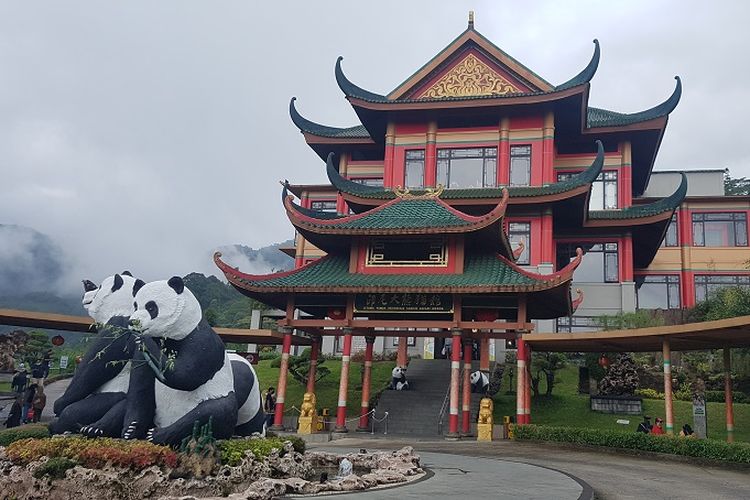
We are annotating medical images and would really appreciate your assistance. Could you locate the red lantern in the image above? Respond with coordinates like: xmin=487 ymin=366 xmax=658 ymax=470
xmin=51 ymin=335 xmax=65 ymax=347
xmin=598 ymin=355 xmax=610 ymax=369
xmin=327 ymin=308 xmax=346 ymax=320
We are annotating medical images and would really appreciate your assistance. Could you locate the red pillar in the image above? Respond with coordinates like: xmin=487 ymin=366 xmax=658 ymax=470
xmin=425 ymin=122 xmax=437 ymax=187
xmin=663 ymin=339 xmax=674 ymax=435
xmin=724 ymin=348 xmax=735 ymax=443
xmin=542 ymin=112 xmax=555 ymax=184
xmin=334 ymin=329 xmax=353 ymax=433
xmin=516 ymin=337 xmax=527 ymax=425
xmin=461 ymin=338 xmax=473 ymax=436
xmin=357 ymin=336 xmax=376 ymax=431
xmin=306 ymin=338 xmax=319 ymax=394
xmin=396 ymin=336 xmax=408 ymax=368
xmin=446 ymin=329 xmax=462 ymax=439
xmin=498 ymin=118 xmax=510 ymax=186
xmin=271 ymin=328 xmax=293 ymax=430
xmin=479 ymin=337 xmax=490 ymax=372
xmin=524 ymin=344 xmax=532 ymax=424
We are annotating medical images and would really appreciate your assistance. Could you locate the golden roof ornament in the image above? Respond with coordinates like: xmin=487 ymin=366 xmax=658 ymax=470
xmin=393 ymin=184 xmax=445 ymax=200
xmin=468 ymin=10 xmax=475 ymax=29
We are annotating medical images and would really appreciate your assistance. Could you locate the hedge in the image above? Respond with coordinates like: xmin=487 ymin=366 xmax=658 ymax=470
xmin=0 ymin=424 xmax=50 ymax=446
xmin=635 ymin=388 xmax=750 ymax=404
xmin=217 ymin=436 xmax=306 ymax=466
xmin=513 ymin=424 xmax=750 ymax=464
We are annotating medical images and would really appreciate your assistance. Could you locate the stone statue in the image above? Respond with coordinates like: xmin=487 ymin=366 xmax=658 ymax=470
xmin=476 ymin=397 xmax=494 ymax=441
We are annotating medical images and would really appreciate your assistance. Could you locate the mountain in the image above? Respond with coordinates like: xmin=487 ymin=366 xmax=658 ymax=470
xmin=183 ymin=272 xmax=266 ymax=328
xmin=215 ymin=240 xmax=294 ymax=275
xmin=0 ymin=224 xmax=67 ymax=296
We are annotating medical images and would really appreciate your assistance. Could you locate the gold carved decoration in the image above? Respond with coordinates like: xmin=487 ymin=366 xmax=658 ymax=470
xmin=393 ymin=184 xmax=445 ymax=199
xmin=418 ymin=53 xmax=520 ymax=99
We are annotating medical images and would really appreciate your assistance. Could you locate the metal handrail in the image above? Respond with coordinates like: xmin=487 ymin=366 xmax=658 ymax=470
xmin=436 ymin=384 xmax=451 ymax=435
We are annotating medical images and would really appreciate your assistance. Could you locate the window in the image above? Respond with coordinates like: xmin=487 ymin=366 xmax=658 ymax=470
xmin=636 ymin=275 xmax=680 ymax=309
xmin=392 ymin=337 xmax=417 ymax=347
xmin=351 ymin=178 xmax=384 ymax=187
xmin=557 ymin=316 xmax=601 ymax=333
xmin=367 ymin=238 xmax=447 ymax=267
xmin=510 ymin=145 xmax=531 ymax=186
xmin=558 ymin=171 xmax=618 ymax=210
xmin=310 ymin=200 xmax=337 ymax=212
xmin=508 ymin=222 xmax=531 ymax=265
xmin=404 ymin=150 xmax=425 ymax=189
xmin=557 ymin=242 xmax=619 ymax=283
xmin=662 ymin=215 xmax=678 ymax=247
xmin=692 ymin=212 xmax=748 ymax=247
xmin=695 ymin=275 xmax=750 ymax=302
xmin=437 ymin=147 xmax=497 ymax=188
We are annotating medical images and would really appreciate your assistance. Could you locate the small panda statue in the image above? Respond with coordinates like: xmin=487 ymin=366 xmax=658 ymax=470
xmin=124 ymin=276 xmax=241 ymax=445
xmin=390 ymin=366 xmax=409 ymax=391
xmin=470 ymin=370 xmax=490 ymax=394
xmin=50 ymin=273 xmax=140 ymax=437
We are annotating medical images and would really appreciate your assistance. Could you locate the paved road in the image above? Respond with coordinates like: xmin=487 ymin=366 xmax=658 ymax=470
xmin=0 ymin=378 xmax=70 ymax=424
xmin=315 ymin=437 xmax=750 ymax=500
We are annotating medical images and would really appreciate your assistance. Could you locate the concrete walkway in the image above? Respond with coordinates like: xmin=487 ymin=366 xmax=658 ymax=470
xmin=314 ymin=437 xmax=750 ymax=500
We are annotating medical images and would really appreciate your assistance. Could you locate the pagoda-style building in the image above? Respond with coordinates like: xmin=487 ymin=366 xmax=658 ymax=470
xmin=216 ymin=14 xmax=686 ymax=436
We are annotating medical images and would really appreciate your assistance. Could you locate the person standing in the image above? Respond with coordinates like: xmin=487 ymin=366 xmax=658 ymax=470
xmin=32 ymin=385 xmax=46 ymax=423
xmin=4 ymin=396 xmax=22 ymax=428
xmin=31 ymin=359 xmax=46 ymax=386
xmin=22 ymin=384 xmax=37 ymax=424
xmin=11 ymin=369 xmax=27 ymax=394
xmin=264 ymin=387 xmax=276 ymax=428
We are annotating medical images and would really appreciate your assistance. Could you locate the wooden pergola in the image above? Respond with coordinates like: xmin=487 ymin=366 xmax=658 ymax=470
xmin=523 ymin=315 xmax=750 ymax=441
xmin=0 ymin=308 xmax=311 ymax=346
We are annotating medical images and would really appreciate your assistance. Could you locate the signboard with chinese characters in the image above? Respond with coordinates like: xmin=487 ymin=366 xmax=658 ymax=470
xmin=354 ymin=293 xmax=453 ymax=313
xmin=692 ymin=395 xmax=707 ymax=438
xmin=59 ymin=356 xmax=69 ymax=370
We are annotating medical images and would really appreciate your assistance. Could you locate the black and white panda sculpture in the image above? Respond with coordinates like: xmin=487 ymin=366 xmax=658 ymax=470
xmin=124 ymin=276 xmax=261 ymax=445
xmin=390 ymin=366 xmax=409 ymax=391
xmin=470 ymin=370 xmax=490 ymax=394
xmin=50 ymin=273 xmax=140 ymax=437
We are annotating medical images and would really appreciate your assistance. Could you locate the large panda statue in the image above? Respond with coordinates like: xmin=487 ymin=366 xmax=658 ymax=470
xmin=390 ymin=366 xmax=409 ymax=391
xmin=470 ymin=370 xmax=490 ymax=394
xmin=124 ymin=276 xmax=260 ymax=445
xmin=49 ymin=273 xmax=140 ymax=437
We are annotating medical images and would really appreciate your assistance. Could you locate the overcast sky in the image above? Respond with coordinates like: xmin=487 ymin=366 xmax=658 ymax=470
xmin=1 ymin=1 xmax=749 ymax=291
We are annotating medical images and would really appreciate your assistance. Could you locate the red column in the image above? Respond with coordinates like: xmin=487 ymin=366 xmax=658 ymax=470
xmin=396 ymin=336 xmax=408 ymax=368
xmin=425 ymin=122 xmax=437 ymax=187
xmin=498 ymin=118 xmax=510 ymax=186
xmin=516 ymin=337 xmax=527 ymax=425
xmin=524 ymin=344 xmax=532 ymax=424
xmin=461 ymin=338 xmax=473 ymax=436
xmin=622 ymin=234 xmax=634 ymax=282
xmin=357 ymin=336 xmax=376 ymax=431
xmin=663 ymin=339 xmax=674 ymax=435
xmin=724 ymin=348 xmax=735 ymax=443
xmin=306 ymin=338 xmax=319 ymax=394
xmin=541 ymin=211 xmax=554 ymax=265
xmin=271 ymin=328 xmax=293 ymax=430
xmin=542 ymin=111 xmax=555 ymax=184
xmin=446 ymin=329 xmax=462 ymax=439
xmin=334 ymin=329 xmax=353 ymax=432
xmin=479 ymin=337 xmax=490 ymax=372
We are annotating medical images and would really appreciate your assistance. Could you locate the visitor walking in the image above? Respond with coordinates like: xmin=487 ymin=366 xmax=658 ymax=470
xmin=32 ymin=385 xmax=46 ymax=423
xmin=264 ymin=387 xmax=276 ymax=428
xmin=31 ymin=359 xmax=46 ymax=386
xmin=4 ymin=396 xmax=22 ymax=428
xmin=22 ymin=384 xmax=37 ymax=424
xmin=651 ymin=417 xmax=665 ymax=435
xmin=636 ymin=415 xmax=652 ymax=434
xmin=11 ymin=369 xmax=27 ymax=394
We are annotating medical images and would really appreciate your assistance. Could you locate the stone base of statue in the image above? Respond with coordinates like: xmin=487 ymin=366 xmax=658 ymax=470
xmin=477 ymin=422 xmax=493 ymax=441
xmin=297 ymin=415 xmax=317 ymax=434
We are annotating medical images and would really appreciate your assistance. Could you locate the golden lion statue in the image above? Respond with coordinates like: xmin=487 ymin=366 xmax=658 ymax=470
xmin=300 ymin=392 xmax=317 ymax=418
xmin=478 ymin=397 xmax=493 ymax=425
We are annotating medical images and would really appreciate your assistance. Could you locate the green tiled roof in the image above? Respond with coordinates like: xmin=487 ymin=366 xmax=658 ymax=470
xmin=589 ymin=172 xmax=687 ymax=220
xmin=587 ymin=77 xmax=681 ymax=128
xmin=326 ymin=141 xmax=604 ymax=201
xmin=289 ymin=97 xmax=370 ymax=139
xmin=225 ymin=253 xmax=557 ymax=291
xmin=554 ymin=40 xmax=600 ymax=91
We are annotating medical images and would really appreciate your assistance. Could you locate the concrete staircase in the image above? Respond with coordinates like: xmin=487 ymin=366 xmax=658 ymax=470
xmin=370 ymin=359 xmax=483 ymax=437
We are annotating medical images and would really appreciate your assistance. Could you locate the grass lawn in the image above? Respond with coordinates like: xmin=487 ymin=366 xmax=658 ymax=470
xmin=254 ymin=359 xmax=396 ymax=418
xmin=492 ymin=364 xmax=750 ymax=443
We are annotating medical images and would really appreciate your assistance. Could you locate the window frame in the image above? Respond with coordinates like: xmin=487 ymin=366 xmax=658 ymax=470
xmin=557 ymin=241 xmax=619 ymax=283
xmin=694 ymin=274 xmax=750 ymax=302
xmin=691 ymin=212 xmax=748 ymax=247
xmin=509 ymin=145 xmax=531 ymax=187
xmin=662 ymin=214 xmax=678 ymax=247
xmin=635 ymin=274 xmax=681 ymax=309
xmin=557 ymin=170 xmax=618 ymax=210
xmin=366 ymin=238 xmax=448 ymax=268
xmin=392 ymin=337 xmax=417 ymax=347
xmin=310 ymin=200 xmax=338 ymax=212
xmin=556 ymin=316 xmax=601 ymax=333
xmin=508 ymin=221 xmax=531 ymax=265
xmin=436 ymin=147 xmax=498 ymax=189
xmin=404 ymin=149 xmax=426 ymax=189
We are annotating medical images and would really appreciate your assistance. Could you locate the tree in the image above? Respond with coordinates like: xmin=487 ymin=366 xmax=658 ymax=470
xmin=724 ymin=170 xmax=750 ymax=196
xmin=271 ymin=348 xmax=330 ymax=386
xmin=690 ymin=286 xmax=750 ymax=322
xmin=598 ymin=353 xmax=639 ymax=396
xmin=530 ymin=352 xmax=567 ymax=397
xmin=15 ymin=330 xmax=52 ymax=367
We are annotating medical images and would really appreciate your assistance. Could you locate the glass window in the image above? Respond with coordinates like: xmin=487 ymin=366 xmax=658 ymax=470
xmin=556 ymin=316 xmax=601 ymax=333
xmin=692 ymin=212 xmax=748 ymax=247
xmin=351 ymin=177 xmax=384 ymax=187
xmin=437 ymin=147 xmax=497 ymax=188
xmin=367 ymin=238 xmax=447 ymax=267
xmin=662 ymin=215 xmax=678 ymax=247
xmin=558 ymin=171 xmax=618 ymax=210
xmin=404 ymin=150 xmax=425 ymax=189
xmin=557 ymin=242 xmax=619 ymax=283
xmin=636 ymin=275 xmax=681 ymax=309
xmin=391 ymin=337 xmax=417 ymax=347
xmin=510 ymin=145 xmax=531 ymax=187
xmin=508 ymin=222 xmax=531 ymax=265
xmin=310 ymin=200 xmax=337 ymax=212
xmin=694 ymin=275 xmax=750 ymax=302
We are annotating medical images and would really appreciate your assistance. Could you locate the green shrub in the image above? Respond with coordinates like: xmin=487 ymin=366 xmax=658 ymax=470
xmin=0 ymin=424 xmax=50 ymax=446
xmin=635 ymin=388 xmax=664 ymax=400
xmin=217 ymin=437 xmax=301 ymax=466
xmin=635 ymin=388 xmax=750 ymax=404
xmin=259 ymin=351 xmax=280 ymax=361
xmin=33 ymin=457 xmax=78 ymax=480
xmin=512 ymin=424 xmax=750 ymax=463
